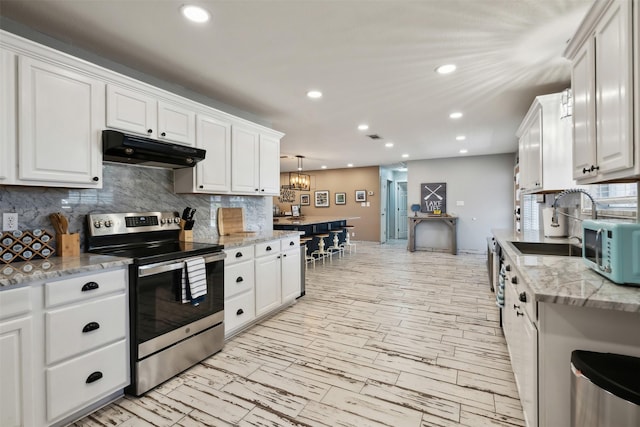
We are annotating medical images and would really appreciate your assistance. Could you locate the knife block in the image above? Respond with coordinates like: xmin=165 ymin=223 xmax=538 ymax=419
xmin=179 ymin=220 xmax=193 ymax=242
xmin=56 ymin=233 xmax=80 ymax=257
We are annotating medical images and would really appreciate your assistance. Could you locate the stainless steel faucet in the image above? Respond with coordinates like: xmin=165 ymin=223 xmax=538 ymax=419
xmin=551 ymin=189 xmax=597 ymax=227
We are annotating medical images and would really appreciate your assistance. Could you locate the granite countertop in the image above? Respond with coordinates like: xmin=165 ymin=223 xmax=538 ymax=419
xmin=0 ymin=254 xmax=132 ymax=289
xmin=1 ymin=230 xmax=302 ymax=290
xmin=492 ymin=229 xmax=640 ymax=313
xmin=273 ymin=215 xmax=359 ymax=226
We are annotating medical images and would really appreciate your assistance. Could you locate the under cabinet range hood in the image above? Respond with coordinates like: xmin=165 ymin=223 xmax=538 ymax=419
xmin=102 ymin=130 xmax=206 ymax=169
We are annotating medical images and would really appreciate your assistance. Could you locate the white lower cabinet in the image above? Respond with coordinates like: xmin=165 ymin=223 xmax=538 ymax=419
xmin=254 ymin=241 xmax=282 ymax=317
xmin=224 ymin=237 xmax=300 ymax=338
xmin=0 ymin=267 xmax=129 ymax=427
xmin=0 ymin=287 xmax=34 ymax=427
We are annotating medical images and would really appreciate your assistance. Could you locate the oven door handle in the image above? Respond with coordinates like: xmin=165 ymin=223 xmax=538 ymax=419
xmin=138 ymin=253 xmax=226 ymax=277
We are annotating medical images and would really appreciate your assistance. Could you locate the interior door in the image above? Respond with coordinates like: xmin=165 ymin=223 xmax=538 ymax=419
xmin=397 ymin=182 xmax=408 ymax=239
xmin=380 ymin=178 xmax=387 ymax=243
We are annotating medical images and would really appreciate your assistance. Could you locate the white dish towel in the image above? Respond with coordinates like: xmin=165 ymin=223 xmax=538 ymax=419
xmin=181 ymin=257 xmax=207 ymax=305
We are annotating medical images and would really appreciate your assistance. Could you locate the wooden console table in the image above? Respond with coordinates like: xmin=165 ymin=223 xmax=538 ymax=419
xmin=408 ymin=215 xmax=458 ymax=254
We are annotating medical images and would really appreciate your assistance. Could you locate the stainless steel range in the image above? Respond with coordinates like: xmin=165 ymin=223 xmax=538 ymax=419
xmin=86 ymin=211 xmax=225 ymax=396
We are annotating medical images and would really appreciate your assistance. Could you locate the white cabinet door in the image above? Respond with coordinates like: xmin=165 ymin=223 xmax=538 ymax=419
xmin=157 ymin=100 xmax=195 ymax=146
xmin=571 ymin=40 xmax=597 ymax=180
xmin=259 ymin=134 xmax=280 ymax=195
xmin=0 ymin=316 xmax=34 ymax=427
xmin=195 ymin=114 xmax=231 ymax=192
xmin=18 ymin=56 xmax=104 ymax=187
xmin=231 ymin=125 xmax=260 ymax=194
xmin=594 ymin=0 xmax=633 ymax=174
xmin=281 ymin=247 xmax=301 ymax=303
xmin=0 ymin=49 xmax=16 ymax=185
xmin=255 ymin=253 xmax=281 ymax=316
xmin=526 ymin=108 xmax=542 ymax=191
xmin=106 ymin=84 xmax=156 ymax=138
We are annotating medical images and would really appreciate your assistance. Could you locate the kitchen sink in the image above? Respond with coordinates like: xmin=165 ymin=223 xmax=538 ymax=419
xmin=509 ymin=241 xmax=583 ymax=257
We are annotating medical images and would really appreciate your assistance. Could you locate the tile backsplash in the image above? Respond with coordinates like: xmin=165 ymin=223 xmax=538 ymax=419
xmin=0 ymin=163 xmax=272 ymax=249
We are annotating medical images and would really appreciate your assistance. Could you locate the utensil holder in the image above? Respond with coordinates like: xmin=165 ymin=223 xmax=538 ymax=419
xmin=56 ymin=233 xmax=80 ymax=257
xmin=179 ymin=220 xmax=193 ymax=242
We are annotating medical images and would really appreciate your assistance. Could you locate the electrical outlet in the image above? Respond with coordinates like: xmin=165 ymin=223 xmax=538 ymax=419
xmin=3 ymin=213 xmax=18 ymax=231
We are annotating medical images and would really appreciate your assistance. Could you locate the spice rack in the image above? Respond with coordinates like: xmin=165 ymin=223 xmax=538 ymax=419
xmin=1 ymin=229 xmax=56 ymax=264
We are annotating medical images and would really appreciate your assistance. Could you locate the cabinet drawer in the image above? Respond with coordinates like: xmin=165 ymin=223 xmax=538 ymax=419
xmin=45 ymin=293 xmax=127 ymax=365
xmin=224 ymin=291 xmax=255 ymax=334
xmin=224 ymin=246 xmax=254 ymax=266
xmin=46 ymin=339 xmax=128 ymax=421
xmin=224 ymin=260 xmax=254 ymax=299
xmin=280 ymin=237 xmax=300 ymax=251
xmin=0 ymin=286 xmax=31 ymax=321
xmin=255 ymin=240 xmax=280 ymax=257
xmin=45 ymin=269 xmax=126 ymax=308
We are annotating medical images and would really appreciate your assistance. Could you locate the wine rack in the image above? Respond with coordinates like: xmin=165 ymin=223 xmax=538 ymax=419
xmin=1 ymin=229 xmax=56 ymax=264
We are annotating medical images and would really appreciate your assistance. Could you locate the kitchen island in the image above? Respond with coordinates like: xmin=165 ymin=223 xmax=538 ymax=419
xmin=492 ymin=229 xmax=640 ymax=427
xmin=273 ymin=215 xmax=359 ymax=254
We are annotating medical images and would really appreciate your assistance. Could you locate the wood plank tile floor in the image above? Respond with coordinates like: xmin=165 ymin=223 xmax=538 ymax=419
xmin=72 ymin=240 xmax=524 ymax=427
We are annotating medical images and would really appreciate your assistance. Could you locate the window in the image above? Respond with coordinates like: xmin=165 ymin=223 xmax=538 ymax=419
xmin=583 ymin=183 xmax=638 ymax=219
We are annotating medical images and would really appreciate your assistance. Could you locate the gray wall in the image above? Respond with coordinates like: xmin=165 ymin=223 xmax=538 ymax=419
xmin=0 ymin=164 xmax=272 ymax=250
xmin=408 ymin=154 xmax=514 ymax=253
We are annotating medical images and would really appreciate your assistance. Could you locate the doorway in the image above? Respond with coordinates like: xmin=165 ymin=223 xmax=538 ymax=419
xmin=396 ymin=181 xmax=407 ymax=239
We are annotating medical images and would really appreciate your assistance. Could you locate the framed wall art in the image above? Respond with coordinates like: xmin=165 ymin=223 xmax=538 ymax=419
xmin=314 ymin=190 xmax=330 ymax=207
xmin=335 ymin=192 xmax=346 ymax=205
xmin=355 ymin=190 xmax=367 ymax=202
xmin=300 ymin=193 xmax=310 ymax=206
xmin=421 ymin=182 xmax=446 ymax=214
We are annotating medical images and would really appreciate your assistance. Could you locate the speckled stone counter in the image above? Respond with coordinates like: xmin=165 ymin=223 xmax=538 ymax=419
xmin=493 ymin=229 xmax=640 ymax=313
xmin=0 ymin=254 xmax=132 ymax=290
xmin=196 ymin=230 xmax=302 ymax=249
xmin=0 ymin=231 xmax=302 ymax=290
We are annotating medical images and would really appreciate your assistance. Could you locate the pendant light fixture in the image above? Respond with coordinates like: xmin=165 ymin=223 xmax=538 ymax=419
xmin=288 ymin=155 xmax=310 ymax=191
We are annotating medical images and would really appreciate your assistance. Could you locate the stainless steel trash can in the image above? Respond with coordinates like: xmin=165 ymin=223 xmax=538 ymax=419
xmin=571 ymin=350 xmax=640 ymax=427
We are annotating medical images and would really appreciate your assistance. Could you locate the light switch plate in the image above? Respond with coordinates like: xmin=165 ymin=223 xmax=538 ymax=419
xmin=456 ymin=201 xmax=464 ymax=206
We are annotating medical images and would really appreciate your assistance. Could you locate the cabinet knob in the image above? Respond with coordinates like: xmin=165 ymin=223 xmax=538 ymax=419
xmin=582 ymin=167 xmax=590 ymax=174
xmin=505 ymin=264 xmax=511 ymax=272
xmin=289 ymin=241 xmax=295 ymax=246
xmin=592 ymin=165 xmax=600 ymax=172
xmin=511 ymin=276 xmax=518 ymax=284
xmin=81 ymin=282 xmax=99 ymax=292
xmin=516 ymin=311 xmax=525 ymax=317
xmin=255 ymin=188 xmax=259 ymax=192
xmin=236 ymin=276 xmax=243 ymax=283
xmin=266 ymin=246 xmax=272 ymax=251
xmin=236 ymin=308 xmax=244 ymax=316
xmin=519 ymin=292 xmax=527 ymax=302
xmin=147 ymin=129 xmax=153 ymax=134
xmin=235 ymin=252 xmax=243 ymax=258
xmin=161 ymin=132 xmax=166 ymax=137
xmin=199 ymin=185 xmax=204 ymax=189
xmin=261 ymin=189 xmax=265 ymax=192
xmin=92 ymin=176 xmax=99 ymax=182
xmin=82 ymin=322 xmax=100 ymax=333
xmin=513 ymin=304 xmax=520 ymax=310
xmin=86 ymin=371 xmax=103 ymax=384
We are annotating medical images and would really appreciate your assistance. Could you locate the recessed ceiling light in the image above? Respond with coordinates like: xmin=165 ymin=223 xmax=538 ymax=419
xmin=459 ymin=149 xmax=468 ymax=154
xmin=449 ymin=112 xmax=463 ymax=119
xmin=385 ymin=142 xmax=394 ymax=148
xmin=358 ymin=124 xmax=369 ymax=131
xmin=436 ymin=64 xmax=456 ymax=74
xmin=402 ymin=154 xmax=409 ymax=158
xmin=456 ymin=135 xmax=466 ymax=141
xmin=321 ymin=165 xmax=327 ymax=169
xmin=181 ymin=5 xmax=210 ymax=23
xmin=347 ymin=163 xmax=354 ymax=167
xmin=307 ymin=90 xmax=322 ymax=99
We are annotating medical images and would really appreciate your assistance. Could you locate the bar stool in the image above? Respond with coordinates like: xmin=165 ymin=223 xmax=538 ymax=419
xmin=340 ymin=225 xmax=357 ymax=254
xmin=300 ymin=237 xmax=315 ymax=269
xmin=327 ymin=230 xmax=344 ymax=258
xmin=310 ymin=233 xmax=331 ymax=264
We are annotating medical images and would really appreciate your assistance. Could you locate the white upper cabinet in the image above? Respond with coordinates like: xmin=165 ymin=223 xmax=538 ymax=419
xmin=174 ymin=113 xmax=232 ymax=193
xmin=565 ymin=0 xmax=639 ymax=183
xmin=259 ymin=134 xmax=281 ymax=195
xmin=0 ymin=49 xmax=16 ymax=185
xmin=106 ymin=84 xmax=195 ymax=146
xmin=517 ymin=92 xmax=574 ymax=193
xmin=18 ymin=56 xmax=104 ymax=187
xmin=231 ymin=125 xmax=260 ymax=194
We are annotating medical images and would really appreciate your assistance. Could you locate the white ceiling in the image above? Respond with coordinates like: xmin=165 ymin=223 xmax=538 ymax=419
xmin=0 ymin=0 xmax=593 ymax=172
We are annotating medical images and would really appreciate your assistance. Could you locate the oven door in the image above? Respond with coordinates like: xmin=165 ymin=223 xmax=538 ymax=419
xmin=132 ymin=252 xmax=225 ymax=360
